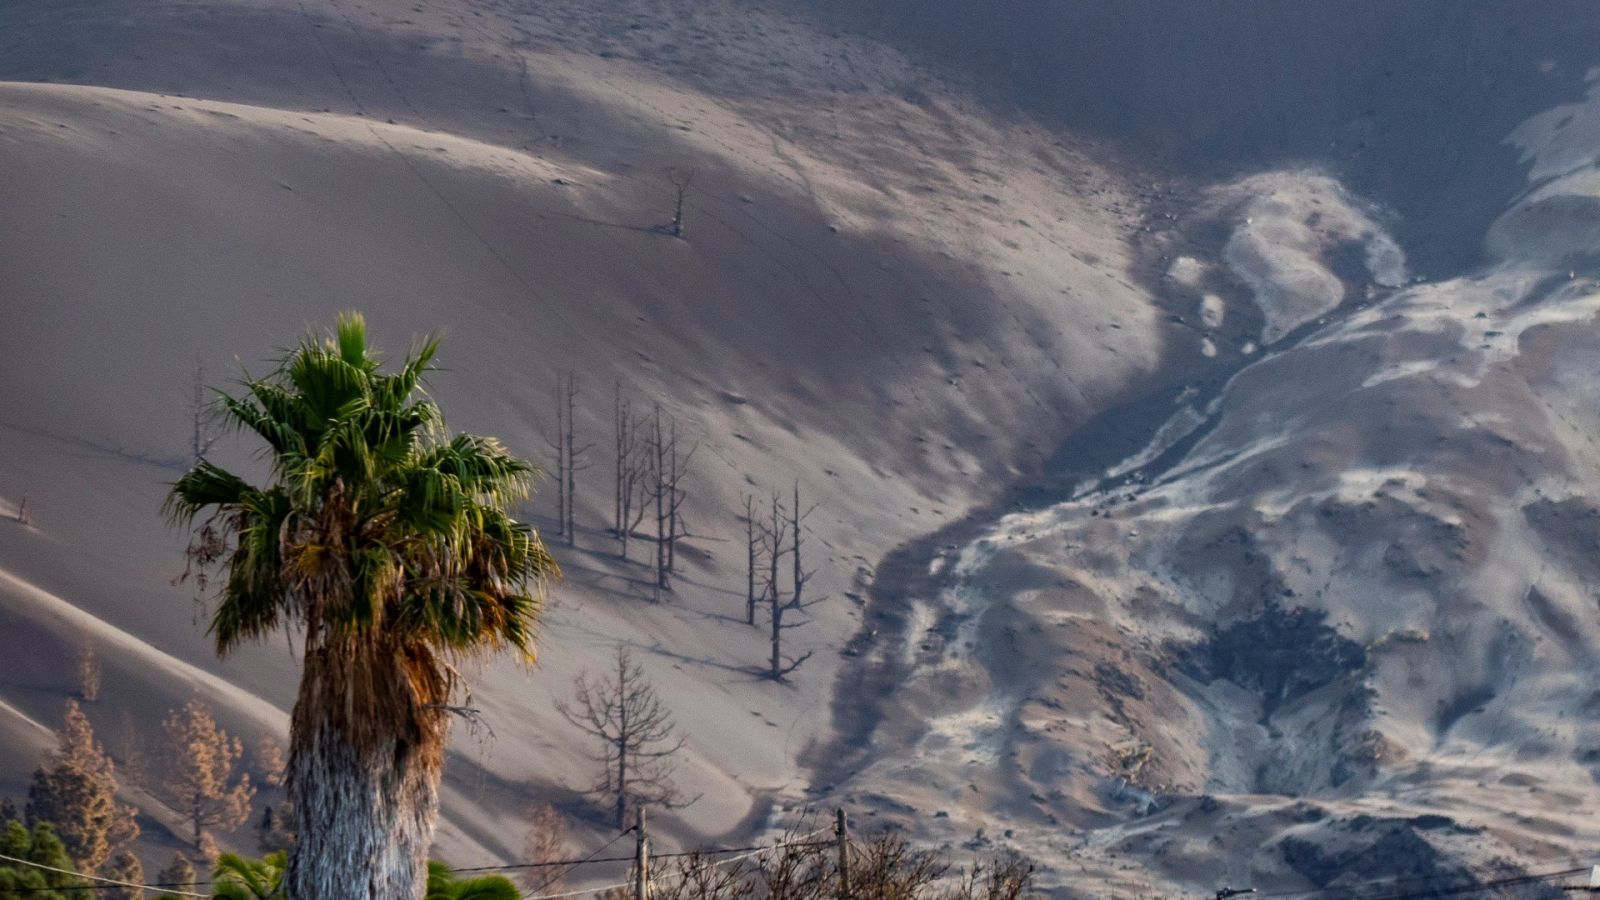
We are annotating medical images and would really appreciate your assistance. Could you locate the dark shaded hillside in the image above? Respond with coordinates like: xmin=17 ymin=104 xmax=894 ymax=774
xmin=786 ymin=0 xmax=1600 ymax=274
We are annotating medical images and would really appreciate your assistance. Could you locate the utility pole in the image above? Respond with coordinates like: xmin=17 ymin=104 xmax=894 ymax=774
xmin=634 ymin=806 xmax=650 ymax=900
xmin=835 ymin=808 xmax=850 ymax=900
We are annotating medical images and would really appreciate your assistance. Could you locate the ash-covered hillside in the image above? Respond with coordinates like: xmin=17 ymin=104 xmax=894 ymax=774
xmin=797 ymin=0 xmax=1600 ymax=274
xmin=0 ymin=0 xmax=1165 ymax=875
xmin=795 ymin=3 xmax=1600 ymax=895
xmin=3 ymin=0 xmax=1600 ymax=896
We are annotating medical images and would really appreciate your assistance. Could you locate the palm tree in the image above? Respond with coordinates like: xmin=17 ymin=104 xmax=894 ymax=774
xmin=166 ymin=313 xmax=558 ymax=900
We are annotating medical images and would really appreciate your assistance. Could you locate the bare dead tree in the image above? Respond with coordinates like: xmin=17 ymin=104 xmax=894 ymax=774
xmin=632 ymin=822 xmax=1033 ymax=900
xmin=190 ymin=362 xmax=217 ymax=463
xmin=948 ymin=850 xmax=1036 ymax=900
xmin=613 ymin=384 xmax=650 ymax=560
xmin=564 ymin=373 xmax=593 ymax=543
xmin=760 ymin=485 xmax=822 ymax=680
xmin=546 ymin=372 xmax=593 ymax=544
xmin=519 ymin=802 xmax=569 ymax=894
xmin=651 ymin=406 xmax=667 ymax=596
xmin=666 ymin=419 xmax=685 ymax=576
xmin=646 ymin=404 xmax=696 ymax=596
xmin=744 ymin=494 xmax=759 ymax=626
xmin=650 ymin=851 xmax=751 ymax=900
xmin=555 ymin=646 xmax=691 ymax=830
xmin=614 ymin=383 xmax=631 ymax=552
xmin=848 ymin=832 xmax=951 ymax=900
xmin=668 ymin=169 xmax=694 ymax=239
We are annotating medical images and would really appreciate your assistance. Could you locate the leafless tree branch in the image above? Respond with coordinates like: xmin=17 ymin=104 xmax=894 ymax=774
xmin=555 ymin=646 xmax=694 ymax=829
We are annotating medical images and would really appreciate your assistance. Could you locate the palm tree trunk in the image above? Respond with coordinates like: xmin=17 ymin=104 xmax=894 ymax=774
xmin=287 ymin=641 xmax=447 ymax=900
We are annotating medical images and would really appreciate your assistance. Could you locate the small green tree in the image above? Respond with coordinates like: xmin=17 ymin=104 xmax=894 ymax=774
xmin=0 ymin=818 xmax=88 ymax=898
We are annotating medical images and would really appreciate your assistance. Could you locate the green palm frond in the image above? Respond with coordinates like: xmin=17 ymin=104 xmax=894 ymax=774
xmin=210 ymin=487 xmax=294 ymax=653
xmin=211 ymin=851 xmax=286 ymax=899
xmin=166 ymin=311 xmax=558 ymax=672
xmin=163 ymin=460 xmax=254 ymax=525
xmin=425 ymin=862 xmax=519 ymax=900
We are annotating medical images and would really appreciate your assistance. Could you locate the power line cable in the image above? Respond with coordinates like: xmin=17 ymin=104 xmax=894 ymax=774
xmin=0 ymin=879 xmax=217 ymax=895
xmin=699 ymin=829 xmax=834 ymax=872
xmin=518 ymin=828 xmax=834 ymax=900
xmin=0 ymin=833 xmax=833 ymax=895
xmin=514 ymin=824 xmax=833 ymax=899
xmin=0 ymin=851 xmax=208 ymax=897
xmin=456 ymin=836 xmax=832 ymax=875
xmin=525 ymin=876 xmax=635 ymax=900
xmin=1363 ymin=865 xmax=1588 ymax=900
xmin=1254 ymin=861 xmax=1593 ymax=900
xmin=520 ymin=823 xmax=638 ymax=899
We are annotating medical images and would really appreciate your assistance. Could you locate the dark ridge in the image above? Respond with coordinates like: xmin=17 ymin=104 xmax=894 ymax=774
xmin=782 ymin=0 xmax=1600 ymax=277
xmin=1175 ymin=603 xmax=1366 ymax=719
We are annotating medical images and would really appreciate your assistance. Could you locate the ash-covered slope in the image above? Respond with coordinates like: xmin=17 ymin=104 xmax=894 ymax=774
xmin=795 ymin=0 xmax=1600 ymax=276
xmin=821 ymin=65 xmax=1600 ymax=900
xmin=8 ymin=0 xmax=1600 ymax=894
xmin=0 ymin=0 xmax=1168 ymax=872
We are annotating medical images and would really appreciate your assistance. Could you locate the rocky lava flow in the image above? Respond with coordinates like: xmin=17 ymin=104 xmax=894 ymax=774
xmin=821 ymin=143 xmax=1600 ymax=895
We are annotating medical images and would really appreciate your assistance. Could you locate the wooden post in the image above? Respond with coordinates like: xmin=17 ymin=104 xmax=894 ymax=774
xmin=835 ymin=808 xmax=849 ymax=900
xmin=635 ymin=806 xmax=649 ymax=900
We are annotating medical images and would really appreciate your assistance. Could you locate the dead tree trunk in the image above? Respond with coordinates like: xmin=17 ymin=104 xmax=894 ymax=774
xmin=614 ymin=385 xmax=649 ymax=561
xmin=762 ymin=485 xmax=818 ymax=680
xmin=546 ymin=372 xmax=591 ymax=545
xmin=792 ymin=482 xmax=811 ymax=611
xmin=744 ymin=494 xmax=759 ymax=626
xmin=190 ymin=362 xmax=216 ymax=463
xmin=615 ymin=383 xmax=627 ymax=548
xmin=645 ymin=405 xmax=695 ymax=596
xmin=564 ymin=373 xmax=593 ymax=545
xmin=665 ymin=421 xmax=681 ymax=576
xmin=652 ymin=404 xmax=668 ymax=596
xmin=668 ymin=169 xmax=693 ymax=239
xmin=764 ymin=494 xmax=789 ymax=678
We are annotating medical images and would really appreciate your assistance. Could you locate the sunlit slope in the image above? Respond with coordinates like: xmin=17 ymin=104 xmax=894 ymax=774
xmin=0 ymin=51 xmax=1163 ymax=865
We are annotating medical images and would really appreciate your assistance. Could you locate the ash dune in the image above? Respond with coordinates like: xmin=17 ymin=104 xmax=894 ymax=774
xmin=0 ymin=0 xmax=1162 ymax=874
xmin=6 ymin=0 xmax=1600 ymax=896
